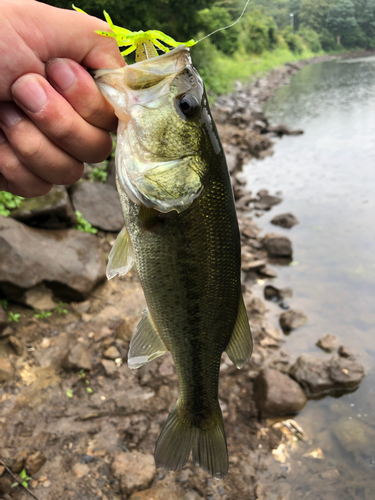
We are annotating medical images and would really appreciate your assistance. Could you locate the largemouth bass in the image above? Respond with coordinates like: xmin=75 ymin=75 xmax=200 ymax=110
xmin=95 ymin=46 xmax=252 ymax=479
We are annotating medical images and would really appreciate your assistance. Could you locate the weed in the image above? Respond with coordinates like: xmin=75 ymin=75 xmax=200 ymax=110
xmin=89 ymin=161 xmax=108 ymax=183
xmin=55 ymin=302 xmax=68 ymax=315
xmin=34 ymin=310 xmax=53 ymax=320
xmin=74 ymin=211 xmax=98 ymax=234
xmin=66 ymin=389 xmax=74 ymax=398
xmin=0 ymin=191 xmax=23 ymax=217
xmin=8 ymin=312 xmax=21 ymax=323
xmin=11 ymin=469 xmax=32 ymax=489
xmin=1 ymin=298 xmax=8 ymax=309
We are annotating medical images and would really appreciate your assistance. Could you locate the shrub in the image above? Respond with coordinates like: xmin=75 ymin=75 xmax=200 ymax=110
xmin=298 ymin=26 xmax=322 ymax=53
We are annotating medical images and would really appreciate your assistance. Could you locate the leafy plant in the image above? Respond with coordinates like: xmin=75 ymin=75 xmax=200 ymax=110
xmin=1 ymin=298 xmax=8 ymax=309
xmin=8 ymin=312 xmax=21 ymax=323
xmin=34 ymin=310 xmax=53 ymax=320
xmin=0 ymin=191 xmax=23 ymax=217
xmin=56 ymin=302 xmax=68 ymax=315
xmin=66 ymin=389 xmax=74 ymax=398
xmin=89 ymin=161 xmax=108 ymax=183
xmin=74 ymin=211 xmax=98 ymax=234
xmin=11 ymin=469 xmax=32 ymax=489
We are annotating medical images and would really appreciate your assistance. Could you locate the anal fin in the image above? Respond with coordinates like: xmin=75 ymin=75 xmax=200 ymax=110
xmin=106 ymin=225 xmax=134 ymax=280
xmin=226 ymin=294 xmax=253 ymax=369
xmin=128 ymin=310 xmax=168 ymax=369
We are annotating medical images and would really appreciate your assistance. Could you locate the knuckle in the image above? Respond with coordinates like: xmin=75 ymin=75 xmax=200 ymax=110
xmin=17 ymin=136 xmax=44 ymax=160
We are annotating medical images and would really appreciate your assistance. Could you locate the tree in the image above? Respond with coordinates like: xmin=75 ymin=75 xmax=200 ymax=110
xmin=239 ymin=10 xmax=279 ymax=54
xmin=327 ymin=0 xmax=357 ymax=45
xmin=197 ymin=6 xmax=240 ymax=55
xmin=300 ymin=0 xmax=332 ymax=33
xmin=358 ymin=0 xmax=375 ymax=38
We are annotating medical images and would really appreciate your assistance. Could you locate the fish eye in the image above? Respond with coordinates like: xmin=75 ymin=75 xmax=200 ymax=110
xmin=178 ymin=94 xmax=200 ymax=117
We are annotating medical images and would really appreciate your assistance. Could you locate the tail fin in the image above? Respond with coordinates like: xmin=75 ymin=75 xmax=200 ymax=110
xmin=154 ymin=400 xmax=228 ymax=479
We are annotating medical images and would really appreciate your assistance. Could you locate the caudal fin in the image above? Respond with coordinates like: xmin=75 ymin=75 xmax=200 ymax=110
xmin=154 ymin=400 xmax=228 ymax=479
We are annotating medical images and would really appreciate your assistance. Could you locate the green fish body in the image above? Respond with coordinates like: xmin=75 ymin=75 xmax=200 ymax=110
xmin=95 ymin=46 xmax=252 ymax=479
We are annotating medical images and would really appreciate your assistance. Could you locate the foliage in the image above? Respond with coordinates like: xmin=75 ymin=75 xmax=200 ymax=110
xmin=74 ymin=210 xmax=98 ymax=234
xmin=34 ymin=310 xmax=53 ymax=320
xmin=281 ymin=26 xmax=304 ymax=53
xmin=197 ymin=6 xmax=240 ymax=55
xmin=239 ymin=10 xmax=279 ymax=54
xmin=299 ymin=0 xmax=332 ymax=33
xmin=0 ymin=191 xmax=23 ymax=217
xmin=318 ymin=27 xmax=337 ymax=51
xmin=298 ymin=25 xmax=322 ymax=52
xmin=327 ymin=0 xmax=357 ymax=44
xmin=89 ymin=161 xmax=108 ymax=183
xmin=66 ymin=389 xmax=74 ymax=398
xmin=358 ymin=0 xmax=375 ymax=37
xmin=8 ymin=312 xmax=21 ymax=323
xmin=1 ymin=299 xmax=8 ymax=309
xmin=11 ymin=469 xmax=32 ymax=489
xmin=56 ymin=302 xmax=68 ymax=314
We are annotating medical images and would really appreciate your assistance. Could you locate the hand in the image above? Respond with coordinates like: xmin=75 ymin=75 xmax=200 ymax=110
xmin=0 ymin=0 xmax=125 ymax=197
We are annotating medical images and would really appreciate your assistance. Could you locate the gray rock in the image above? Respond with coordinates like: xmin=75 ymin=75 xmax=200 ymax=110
xmin=271 ymin=213 xmax=299 ymax=229
xmin=279 ymin=309 xmax=307 ymax=332
xmin=70 ymin=182 xmax=123 ymax=232
xmin=104 ymin=345 xmax=121 ymax=360
xmin=10 ymin=186 xmax=76 ymax=228
xmin=101 ymin=359 xmax=118 ymax=377
xmin=263 ymin=234 xmax=293 ymax=257
xmin=23 ymin=283 xmax=56 ymax=310
xmin=112 ymin=451 xmax=156 ymax=495
xmin=0 ymin=216 xmax=106 ymax=301
xmin=316 ymin=334 xmax=338 ymax=352
xmin=338 ymin=345 xmax=355 ymax=358
xmin=0 ymin=358 xmax=14 ymax=382
xmin=0 ymin=305 xmax=8 ymax=332
xmin=264 ymin=285 xmax=293 ymax=302
xmin=62 ymin=343 xmax=92 ymax=371
xmin=290 ymin=354 xmax=365 ymax=397
xmin=254 ymin=368 xmax=307 ymax=417
xmin=259 ymin=266 xmax=278 ymax=278
xmin=256 ymin=191 xmax=283 ymax=210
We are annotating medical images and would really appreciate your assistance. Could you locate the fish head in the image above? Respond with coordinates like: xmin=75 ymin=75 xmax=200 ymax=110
xmin=94 ymin=46 xmax=219 ymax=213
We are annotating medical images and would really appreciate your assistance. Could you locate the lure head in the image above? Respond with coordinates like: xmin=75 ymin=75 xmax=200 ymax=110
xmin=95 ymin=46 xmax=219 ymax=213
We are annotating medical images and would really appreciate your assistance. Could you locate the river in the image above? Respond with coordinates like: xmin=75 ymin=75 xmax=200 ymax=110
xmin=244 ymin=56 xmax=375 ymax=498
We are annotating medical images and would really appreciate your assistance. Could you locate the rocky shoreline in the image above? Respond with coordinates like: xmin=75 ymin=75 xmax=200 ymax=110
xmin=0 ymin=55 xmax=367 ymax=500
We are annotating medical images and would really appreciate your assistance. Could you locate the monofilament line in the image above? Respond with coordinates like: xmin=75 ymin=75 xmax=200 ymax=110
xmin=196 ymin=0 xmax=252 ymax=44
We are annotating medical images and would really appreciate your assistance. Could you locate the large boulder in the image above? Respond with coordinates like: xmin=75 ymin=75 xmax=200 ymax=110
xmin=0 ymin=216 xmax=106 ymax=301
xmin=290 ymin=354 xmax=365 ymax=398
xmin=253 ymin=368 xmax=307 ymax=417
xmin=70 ymin=182 xmax=123 ymax=232
xmin=10 ymin=186 xmax=76 ymax=228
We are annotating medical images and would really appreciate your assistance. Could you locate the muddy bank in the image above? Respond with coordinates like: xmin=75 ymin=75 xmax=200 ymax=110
xmin=0 ymin=57 xmax=367 ymax=500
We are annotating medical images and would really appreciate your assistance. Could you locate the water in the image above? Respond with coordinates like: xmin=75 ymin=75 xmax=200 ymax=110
xmin=244 ymin=57 xmax=375 ymax=497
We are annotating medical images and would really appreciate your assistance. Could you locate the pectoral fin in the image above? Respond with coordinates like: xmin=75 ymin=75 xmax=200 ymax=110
xmin=128 ymin=310 xmax=168 ymax=369
xmin=106 ymin=226 xmax=134 ymax=280
xmin=226 ymin=295 xmax=253 ymax=369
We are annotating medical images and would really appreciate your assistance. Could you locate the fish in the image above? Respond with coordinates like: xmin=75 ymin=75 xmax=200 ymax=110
xmin=94 ymin=45 xmax=252 ymax=479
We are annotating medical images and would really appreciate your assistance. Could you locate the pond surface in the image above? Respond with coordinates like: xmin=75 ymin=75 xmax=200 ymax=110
xmin=244 ymin=56 xmax=375 ymax=498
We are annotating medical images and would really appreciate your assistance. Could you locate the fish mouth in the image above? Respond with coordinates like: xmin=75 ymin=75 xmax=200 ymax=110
xmin=94 ymin=46 xmax=206 ymax=213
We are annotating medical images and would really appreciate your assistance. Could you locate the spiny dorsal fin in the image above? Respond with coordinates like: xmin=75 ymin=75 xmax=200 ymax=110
xmin=128 ymin=310 xmax=168 ymax=369
xmin=225 ymin=294 xmax=253 ymax=369
xmin=106 ymin=225 xmax=134 ymax=280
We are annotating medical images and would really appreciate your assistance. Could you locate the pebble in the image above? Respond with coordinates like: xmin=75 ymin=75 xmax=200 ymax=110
xmin=8 ymin=336 xmax=24 ymax=356
xmin=62 ymin=343 xmax=92 ymax=371
xmin=25 ymin=450 xmax=46 ymax=475
xmin=316 ymin=334 xmax=338 ymax=352
xmin=112 ymin=451 xmax=156 ymax=495
xmin=279 ymin=309 xmax=307 ymax=332
xmin=0 ymin=358 xmax=14 ymax=382
xmin=104 ymin=346 xmax=121 ymax=360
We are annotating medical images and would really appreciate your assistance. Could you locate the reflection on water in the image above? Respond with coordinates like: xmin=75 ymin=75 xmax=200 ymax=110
xmin=244 ymin=57 xmax=375 ymax=497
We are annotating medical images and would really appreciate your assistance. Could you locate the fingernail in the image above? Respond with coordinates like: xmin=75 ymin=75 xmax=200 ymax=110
xmin=11 ymin=75 xmax=48 ymax=114
xmin=0 ymin=102 xmax=24 ymax=128
xmin=47 ymin=59 xmax=77 ymax=92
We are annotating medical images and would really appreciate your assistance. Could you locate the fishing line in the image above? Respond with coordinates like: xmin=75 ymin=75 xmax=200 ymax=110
xmin=196 ymin=0 xmax=251 ymax=44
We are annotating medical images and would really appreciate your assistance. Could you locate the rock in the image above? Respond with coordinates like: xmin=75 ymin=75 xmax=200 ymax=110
xmin=289 ymin=354 xmax=365 ymax=397
xmin=255 ymin=191 xmax=283 ymax=210
xmin=0 ymin=477 xmax=12 ymax=495
xmin=0 ymin=358 xmax=14 ymax=382
xmin=72 ymin=462 xmax=90 ymax=478
xmin=246 ymin=297 xmax=267 ymax=316
xmin=25 ymin=451 xmax=46 ymax=475
xmin=112 ymin=451 xmax=156 ymax=495
xmin=103 ymin=346 xmax=121 ymax=360
xmin=94 ymin=326 xmax=113 ymax=343
xmin=253 ymin=368 xmax=307 ymax=417
xmin=11 ymin=449 xmax=30 ymax=473
xmin=0 ymin=306 xmax=8 ymax=333
xmin=259 ymin=266 xmax=278 ymax=278
xmin=0 ymin=326 xmax=13 ymax=338
xmin=264 ymin=285 xmax=293 ymax=302
xmin=271 ymin=213 xmax=299 ymax=229
xmin=10 ymin=186 xmax=76 ymax=228
xmin=242 ymin=259 xmax=267 ymax=272
xmin=329 ymin=357 xmax=365 ymax=388
xmin=263 ymin=234 xmax=293 ymax=257
xmin=70 ymin=182 xmax=123 ymax=232
xmin=116 ymin=320 xmax=133 ymax=342
xmin=62 ymin=343 xmax=92 ymax=371
xmin=338 ymin=345 xmax=355 ymax=358
xmin=0 ymin=216 xmax=106 ymax=301
xmin=8 ymin=336 xmax=24 ymax=356
xmin=23 ymin=283 xmax=56 ymax=310
xmin=129 ymin=484 xmax=180 ymax=500
xmin=279 ymin=309 xmax=307 ymax=332
xmin=316 ymin=334 xmax=338 ymax=353
xmin=267 ymin=124 xmax=304 ymax=137
xmin=101 ymin=359 xmax=118 ymax=377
